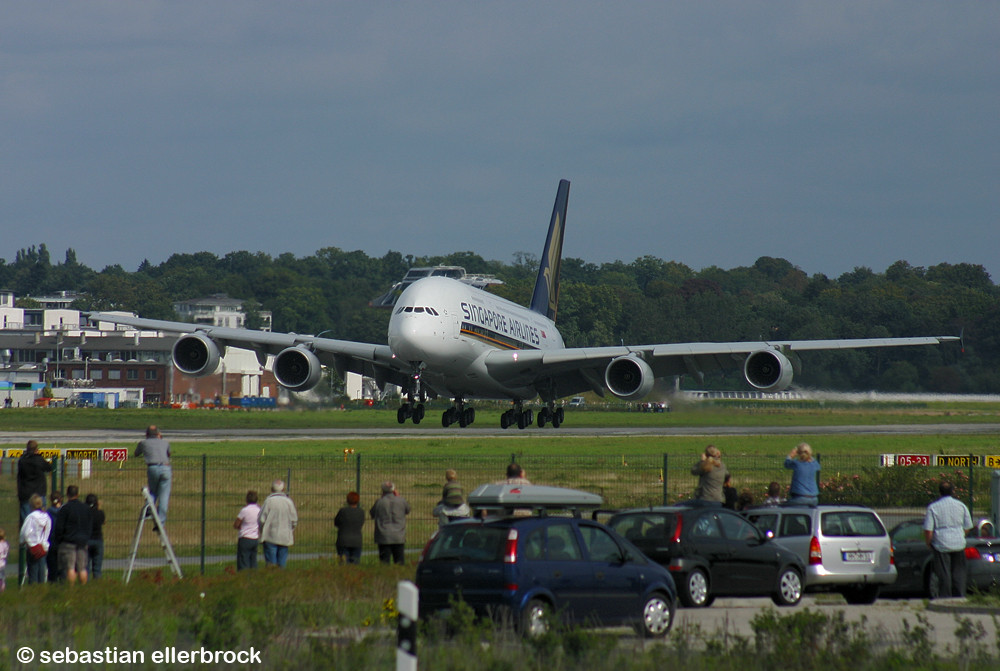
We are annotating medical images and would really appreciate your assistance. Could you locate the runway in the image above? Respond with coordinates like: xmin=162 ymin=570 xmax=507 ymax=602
xmin=2 ymin=423 xmax=1000 ymax=444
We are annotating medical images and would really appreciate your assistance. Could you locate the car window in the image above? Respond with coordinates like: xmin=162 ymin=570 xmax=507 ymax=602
xmin=891 ymin=522 xmax=923 ymax=543
xmin=609 ymin=513 xmax=673 ymax=547
xmin=718 ymin=513 xmax=760 ymax=541
xmin=821 ymin=511 xmax=886 ymax=537
xmin=524 ymin=527 xmax=546 ymax=561
xmin=747 ymin=513 xmax=778 ymax=536
xmin=579 ymin=525 xmax=623 ymax=563
xmin=426 ymin=525 xmax=508 ymax=562
xmin=781 ymin=514 xmax=812 ymax=537
xmin=690 ymin=513 xmax=721 ymax=539
xmin=547 ymin=523 xmax=583 ymax=561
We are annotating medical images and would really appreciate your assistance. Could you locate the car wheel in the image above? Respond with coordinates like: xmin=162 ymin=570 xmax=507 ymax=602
xmin=636 ymin=592 xmax=674 ymax=637
xmin=771 ymin=567 xmax=803 ymax=606
xmin=679 ymin=568 xmax=712 ymax=607
xmin=925 ymin=569 xmax=942 ymax=599
xmin=842 ymin=585 xmax=880 ymax=605
xmin=520 ymin=599 xmax=552 ymax=638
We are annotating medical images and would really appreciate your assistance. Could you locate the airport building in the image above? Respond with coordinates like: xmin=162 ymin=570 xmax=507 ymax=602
xmin=0 ymin=290 xmax=277 ymax=407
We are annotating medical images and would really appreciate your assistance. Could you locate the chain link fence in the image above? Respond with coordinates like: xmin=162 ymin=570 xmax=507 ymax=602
xmin=2 ymin=452 xmax=996 ymax=578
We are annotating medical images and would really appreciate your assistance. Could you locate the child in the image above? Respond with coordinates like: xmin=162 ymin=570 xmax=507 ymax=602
xmin=433 ymin=469 xmax=471 ymax=526
xmin=0 ymin=528 xmax=8 ymax=593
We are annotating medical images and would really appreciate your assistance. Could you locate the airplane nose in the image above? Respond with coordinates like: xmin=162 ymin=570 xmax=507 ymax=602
xmin=389 ymin=315 xmax=436 ymax=362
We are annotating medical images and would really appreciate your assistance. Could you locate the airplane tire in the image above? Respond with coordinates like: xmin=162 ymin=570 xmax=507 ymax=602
xmin=551 ymin=414 xmax=561 ymax=429
xmin=517 ymin=412 xmax=527 ymax=430
xmin=555 ymin=407 xmax=564 ymax=424
xmin=416 ymin=404 xmax=425 ymax=421
xmin=500 ymin=412 xmax=510 ymax=429
xmin=397 ymin=405 xmax=409 ymax=424
xmin=466 ymin=407 xmax=475 ymax=425
xmin=537 ymin=410 xmax=547 ymax=428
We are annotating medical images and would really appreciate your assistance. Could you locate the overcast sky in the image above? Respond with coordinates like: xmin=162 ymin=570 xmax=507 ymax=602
xmin=3 ymin=2 xmax=998 ymax=281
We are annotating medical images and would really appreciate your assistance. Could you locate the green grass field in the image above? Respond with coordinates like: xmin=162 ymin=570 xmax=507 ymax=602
xmin=1 ymin=396 xmax=1000 ymax=433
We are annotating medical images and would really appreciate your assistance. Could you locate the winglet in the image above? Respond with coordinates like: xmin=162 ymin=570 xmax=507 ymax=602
xmin=529 ymin=179 xmax=570 ymax=321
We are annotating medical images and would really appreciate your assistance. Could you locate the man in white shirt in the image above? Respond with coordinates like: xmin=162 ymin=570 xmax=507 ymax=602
xmin=923 ymin=481 xmax=973 ymax=598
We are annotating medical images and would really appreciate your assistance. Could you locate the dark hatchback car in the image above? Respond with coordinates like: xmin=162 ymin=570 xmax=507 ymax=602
xmin=884 ymin=519 xmax=1000 ymax=598
xmin=607 ymin=505 xmax=805 ymax=607
xmin=416 ymin=487 xmax=677 ymax=638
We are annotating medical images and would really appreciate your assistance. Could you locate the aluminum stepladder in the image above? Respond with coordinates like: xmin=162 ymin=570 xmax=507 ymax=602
xmin=124 ymin=487 xmax=182 ymax=583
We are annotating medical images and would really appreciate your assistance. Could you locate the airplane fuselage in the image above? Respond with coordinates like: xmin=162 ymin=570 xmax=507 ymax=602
xmin=387 ymin=276 xmax=563 ymax=400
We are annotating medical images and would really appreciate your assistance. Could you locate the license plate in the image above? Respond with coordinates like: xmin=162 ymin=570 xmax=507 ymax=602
xmin=843 ymin=551 xmax=873 ymax=562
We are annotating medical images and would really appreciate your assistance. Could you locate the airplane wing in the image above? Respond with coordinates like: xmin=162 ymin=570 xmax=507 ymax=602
xmin=483 ymin=336 xmax=960 ymax=401
xmin=85 ymin=312 xmax=410 ymax=390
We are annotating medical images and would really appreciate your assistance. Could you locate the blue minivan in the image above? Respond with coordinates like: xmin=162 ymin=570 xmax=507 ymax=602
xmin=415 ymin=485 xmax=677 ymax=637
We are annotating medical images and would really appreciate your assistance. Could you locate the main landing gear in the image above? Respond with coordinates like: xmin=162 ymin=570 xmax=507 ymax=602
xmin=441 ymin=397 xmax=475 ymax=428
xmin=500 ymin=401 xmax=564 ymax=430
xmin=536 ymin=402 xmax=564 ymax=429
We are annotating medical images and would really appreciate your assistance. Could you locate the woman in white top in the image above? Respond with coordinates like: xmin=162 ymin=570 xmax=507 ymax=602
xmin=19 ymin=494 xmax=52 ymax=584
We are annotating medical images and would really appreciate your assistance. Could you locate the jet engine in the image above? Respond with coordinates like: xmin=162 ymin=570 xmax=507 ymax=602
xmin=273 ymin=346 xmax=323 ymax=392
xmin=744 ymin=349 xmax=794 ymax=392
xmin=604 ymin=355 xmax=655 ymax=401
xmin=172 ymin=333 xmax=222 ymax=377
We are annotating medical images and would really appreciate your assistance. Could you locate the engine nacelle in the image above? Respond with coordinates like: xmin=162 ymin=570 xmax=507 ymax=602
xmin=744 ymin=349 xmax=794 ymax=391
xmin=604 ymin=355 xmax=655 ymax=401
xmin=273 ymin=346 xmax=323 ymax=392
xmin=172 ymin=333 xmax=222 ymax=377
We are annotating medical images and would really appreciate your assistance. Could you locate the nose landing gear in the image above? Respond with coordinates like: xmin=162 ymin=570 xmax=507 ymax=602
xmin=397 ymin=368 xmax=426 ymax=424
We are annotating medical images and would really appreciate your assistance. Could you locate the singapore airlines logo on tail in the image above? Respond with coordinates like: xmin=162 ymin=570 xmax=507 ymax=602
xmin=530 ymin=179 xmax=570 ymax=322
xmin=544 ymin=212 xmax=563 ymax=319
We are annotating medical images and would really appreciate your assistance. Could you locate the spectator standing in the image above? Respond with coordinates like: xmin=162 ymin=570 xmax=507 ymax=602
xmin=924 ymin=481 xmax=973 ymax=598
xmin=135 ymin=425 xmax=172 ymax=523
xmin=85 ymin=494 xmax=105 ymax=580
xmin=0 ymin=528 xmax=7 ymax=592
xmin=258 ymin=480 xmax=297 ymax=568
xmin=763 ymin=482 xmax=785 ymax=506
xmin=19 ymin=494 xmax=51 ymax=584
xmin=45 ymin=493 xmax=63 ymax=582
xmin=433 ymin=469 xmax=471 ymax=526
xmin=370 ymin=481 xmax=410 ymax=564
xmin=234 ymin=490 xmax=261 ymax=570
xmin=690 ymin=445 xmax=728 ymax=505
xmin=334 ymin=492 xmax=365 ymax=564
xmin=54 ymin=485 xmax=93 ymax=585
xmin=497 ymin=463 xmax=531 ymax=485
xmin=736 ymin=489 xmax=755 ymax=511
xmin=784 ymin=443 xmax=821 ymax=505
xmin=722 ymin=473 xmax=738 ymax=510
xmin=17 ymin=440 xmax=53 ymax=523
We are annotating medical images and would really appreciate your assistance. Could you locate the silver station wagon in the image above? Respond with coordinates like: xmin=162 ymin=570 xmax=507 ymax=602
xmin=743 ymin=504 xmax=896 ymax=604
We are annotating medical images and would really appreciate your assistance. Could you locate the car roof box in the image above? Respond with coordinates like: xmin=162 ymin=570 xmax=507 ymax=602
xmin=469 ymin=484 xmax=603 ymax=516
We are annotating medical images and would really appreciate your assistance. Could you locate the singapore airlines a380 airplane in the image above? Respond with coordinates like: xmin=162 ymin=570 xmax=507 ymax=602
xmin=88 ymin=180 xmax=958 ymax=430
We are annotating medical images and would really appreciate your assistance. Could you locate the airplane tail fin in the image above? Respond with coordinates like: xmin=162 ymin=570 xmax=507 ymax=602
xmin=529 ymin=179 xmax=570 ymax=321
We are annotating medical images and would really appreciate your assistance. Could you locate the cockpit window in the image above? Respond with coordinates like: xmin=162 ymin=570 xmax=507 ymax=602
xmin=397 ymin=306 xmax=439 ymax=316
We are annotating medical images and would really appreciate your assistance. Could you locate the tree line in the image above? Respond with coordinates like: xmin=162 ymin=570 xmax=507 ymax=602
xmin=2 ymin=243 xmax=996 ymax=393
